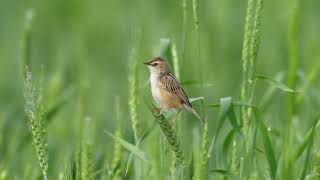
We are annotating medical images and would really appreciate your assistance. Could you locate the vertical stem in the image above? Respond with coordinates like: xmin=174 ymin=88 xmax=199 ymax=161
xmin=247 ymin=0 xmax=263 ymax=117
xmin=181 ymin=0 xmax=187 ymax=62
xmin=240 ymin=3 xmax=255 ymax=177
xmin=192 ymin=0 xmax=205 ymax=119
xmin=129 ymin=57 xmax=139 ymax=142
xmin=240 ymin=0 xmax=255 ymax=139
xmin=21 ymin=9 xmax=34 ymax=79
xmin=240 ymin=0 xmax=264 ymax=178
xmin=128 ymin=28 xmax=142 ymax=179
xmin=283 ymin=1 xmax=299 ymax=179
xmin=287 ymin=2 xmax=299 ymax=126
xmin=199 ymin=123 xmax=209 ymax=179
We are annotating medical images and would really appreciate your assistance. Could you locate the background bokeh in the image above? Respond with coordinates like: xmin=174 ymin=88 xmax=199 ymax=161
xmin=0 ymin=0 xmax=320 ymax=179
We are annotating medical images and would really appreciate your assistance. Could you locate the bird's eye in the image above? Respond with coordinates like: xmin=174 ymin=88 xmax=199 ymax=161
xmin=153 ymin=63 xmax=158 ymax=66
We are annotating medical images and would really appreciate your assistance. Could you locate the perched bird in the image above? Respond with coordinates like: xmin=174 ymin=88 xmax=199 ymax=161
xmin=144 ymin=57 xmax=205 ymax=125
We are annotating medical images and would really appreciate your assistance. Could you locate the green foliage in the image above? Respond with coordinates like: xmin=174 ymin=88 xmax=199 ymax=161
xmin=1 ymin=0 xmax=320 ymax=179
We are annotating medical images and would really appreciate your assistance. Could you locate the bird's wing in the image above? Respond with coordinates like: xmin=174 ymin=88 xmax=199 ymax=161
xmin=160 ymin=74 xmax=192 ymax=107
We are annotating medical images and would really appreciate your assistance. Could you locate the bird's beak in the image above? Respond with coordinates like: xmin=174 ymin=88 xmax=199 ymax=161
xmin=143 ymin=62 xmax=151 ymax=66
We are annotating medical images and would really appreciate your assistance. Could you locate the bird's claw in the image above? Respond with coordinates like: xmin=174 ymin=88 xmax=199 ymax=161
xmin=153 ymin=108 xmax=162 ymax=117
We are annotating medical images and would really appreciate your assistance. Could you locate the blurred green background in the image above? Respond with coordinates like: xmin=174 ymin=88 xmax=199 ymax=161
xmin=0 ymin=0 xmax=320 ymax=179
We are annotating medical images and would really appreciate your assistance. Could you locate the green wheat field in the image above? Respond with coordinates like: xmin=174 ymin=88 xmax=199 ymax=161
xmin=1 ymin=0 xmax=320 ymax=179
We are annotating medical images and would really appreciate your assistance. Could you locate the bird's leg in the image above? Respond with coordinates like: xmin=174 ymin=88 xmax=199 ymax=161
xmin=170 ymin=109 xmax=181 ymax=127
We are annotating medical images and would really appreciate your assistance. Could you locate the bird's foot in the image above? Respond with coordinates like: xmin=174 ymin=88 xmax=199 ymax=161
xmin=154 ymin=107 xmax=163 ymax=117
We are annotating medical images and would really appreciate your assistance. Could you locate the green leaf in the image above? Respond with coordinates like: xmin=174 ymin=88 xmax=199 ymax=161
xmin=181 ymin=80 xmax=214 ymax=87
xmin=208 ymin=97 xmax=242 ymax=155
xmin=210 ymin=169 xmax=240 ymax=180
xmin=228 ymin=105 xmax=241 ymax=130
xmin=253 ymin=110 xmax=277 ymax=179
xmin=296 ymin=60 xmax=320 ymax=106
xmin=299 ymin=133 xmax=314 ymax=180
xmin=125 ymin=122 xmax=157 ymax=175
xmin=222 ymin=129 xmax=236 ymax=159
xmin=209 ymin=102 xmax=276 ymax=178
xmin=105 ymin=130 xmax=150 ymax=163
xmin=255 ymin=75 xmax=300 ymax=93
xmin=298 ymin=114 xmax=319 ymax=180
xmin=189 ymin=96 xmax=204 ymax=103
xmin=294 ymin=114 xmax=320 ymax=160
xmin=210 ymin=169 xmax=231 ymax=175
xmin=258 ymin=72 xmax=285 ymax=111
xmin=159 ymin=38 xmax=171 ymax=59
xmin=219 ymin=97 xmax=241 ymax=132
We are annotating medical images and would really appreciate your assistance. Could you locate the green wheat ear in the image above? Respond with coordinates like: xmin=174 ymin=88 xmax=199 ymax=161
xmin=110 ymin=130 xmax=122 ymax=179
xmin=21 ymin=9 xmax=48 ymax=180
xmin=23 ymin=68 xmax=48 ymax=180
xmin=153 ymin=108 xmax=184 ymax=164
xmin=110 ymin=97 xmax=123 ymax=179
xmin=21 ymin=9 xmax=34 ymax=79
xmin=312 ymin=153 xmax=320 ymax=176
xmin=82 ymin=117 xmax=94 ymax=180
xmin=75 ymin=146 xmax=82 ymax=180
xmin=128 ymin=30 xmax=141 ymax=143
xmin=240 ymin=0 xmax=255 ymax=137
xmin=200 ymin=123 xmax=209 ymax=179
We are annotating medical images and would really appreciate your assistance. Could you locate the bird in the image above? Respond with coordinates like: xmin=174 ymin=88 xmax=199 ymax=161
xmin=144 ymin=57 xmax=205 ymax=125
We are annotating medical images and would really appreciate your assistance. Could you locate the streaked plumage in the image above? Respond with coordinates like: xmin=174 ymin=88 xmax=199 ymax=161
xmin=144 ymin=57 xmax=204 ymax=125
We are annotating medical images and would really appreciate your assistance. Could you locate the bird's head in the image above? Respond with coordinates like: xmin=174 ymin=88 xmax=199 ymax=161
xmin=144 ymin=57 xmax=171 ymax=74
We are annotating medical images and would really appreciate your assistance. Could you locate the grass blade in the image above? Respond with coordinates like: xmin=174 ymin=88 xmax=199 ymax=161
xmin=105 ymin=131 xmax=150 ymax=163
xmin=294 ymin=114 xmax=320 ymax=160
xmin=160 ymin=38 xmax=171 ymax=60
xmin=253 ymin=110 xmax=277 ymax=179
xmin=125 ymin=122 xmax=157 ymax=175
xmin=222 ymin=129 xmax=236 ymax=159
xmin=259 ymin=72 xmax=285 ymax=111
xmin=208 ymin=97 xmax=242 ymax=156
xmin=189 ymin=97 xmax=204 ymax=103
xmin=255 ymin=75 xmax=299 ymax=93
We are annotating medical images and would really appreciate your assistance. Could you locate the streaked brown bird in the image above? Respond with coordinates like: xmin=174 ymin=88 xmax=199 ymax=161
xmin=144 ymin=57 xmax=204 ymax=125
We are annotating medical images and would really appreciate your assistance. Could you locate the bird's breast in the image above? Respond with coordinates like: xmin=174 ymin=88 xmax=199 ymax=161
xmin=150 ymin=73 xmax=161 ymax=103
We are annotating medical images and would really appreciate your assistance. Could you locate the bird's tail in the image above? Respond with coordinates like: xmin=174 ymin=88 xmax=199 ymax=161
xmin=184 ymin=105 xmax=205 ymax=125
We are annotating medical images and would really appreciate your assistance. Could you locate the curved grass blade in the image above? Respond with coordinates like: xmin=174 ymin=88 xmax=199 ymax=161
xmin=222 ymin=129 xmax=236 ymax=158
xmin=189 ymin=96 xmax=204 ymax=103
xmin=255 ymin=75 xmax=300 ymax=93
xmin=253 ymin=109 xmax=277 ymax=179
xmin=208 ymin=97 xmax=242 ymax=156
xmin=125 ymin=122 xmax=157 ymax=175
xmin=104 ymin=130 xmax=150 ymax=163
xmin=181 ymin=80 xmax=213 ymax=87
xmin=210 ymin=169 xmax=232 ymax=175
xmin=259 ymin=72 xmax=285 ymax=111
xmin=298 ymin=114 xmax=320 ymax=180
xmin=210 ymin=169 xmax=238 ymax=179
xmin=296 ymin=59 xmax=320 ymax=107
xmin=299 ymin=130 xmax=315 ymax=180
xmin=207 ymin=101 xmax=277 ymax=178
xmin=159 ymin=38 xmax=171 ymax=60
xmin=294 ymin=114 xmax=320 ymax=160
